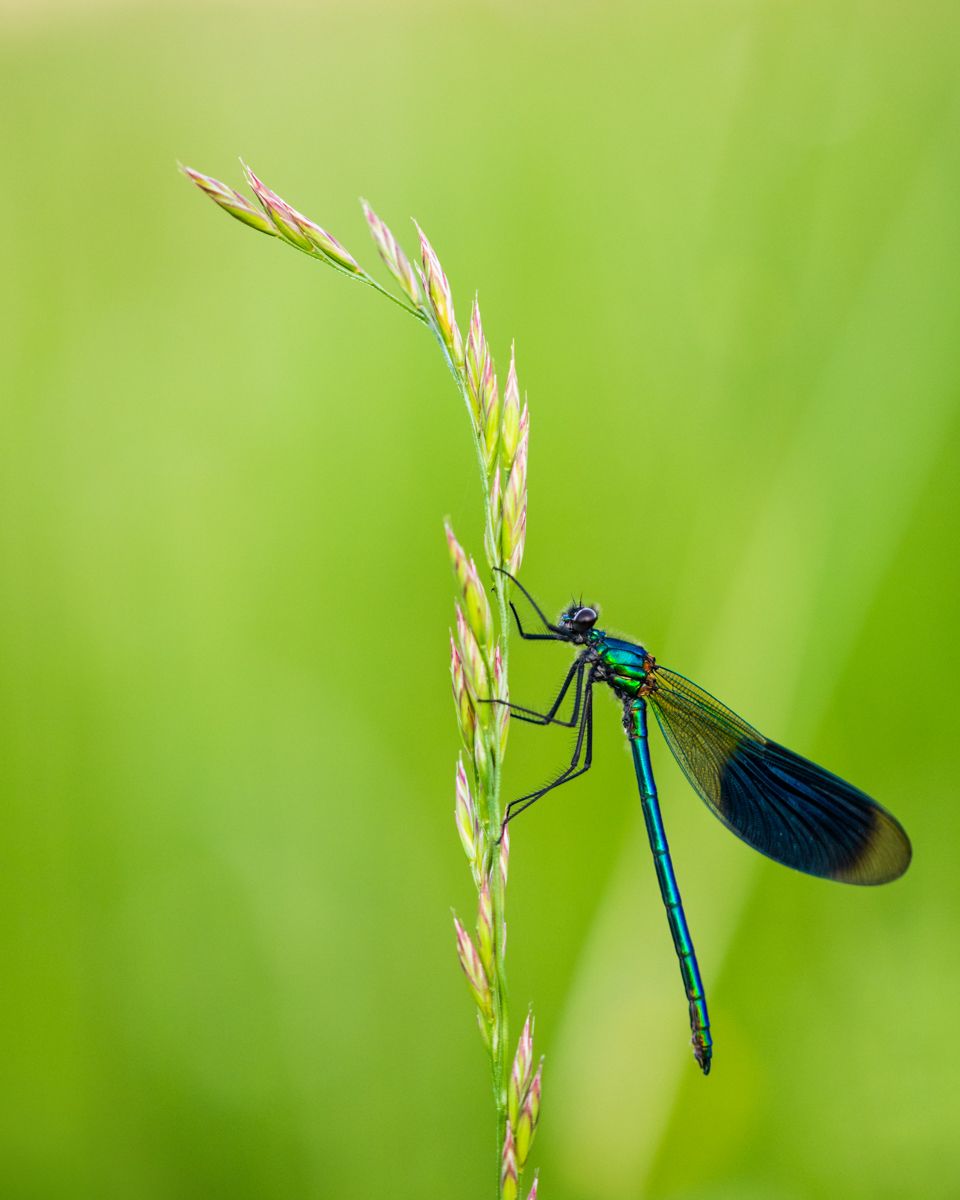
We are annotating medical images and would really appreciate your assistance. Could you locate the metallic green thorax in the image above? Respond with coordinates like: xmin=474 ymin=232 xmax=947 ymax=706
xmin=587 ymin=631 xmax=654 ymax=697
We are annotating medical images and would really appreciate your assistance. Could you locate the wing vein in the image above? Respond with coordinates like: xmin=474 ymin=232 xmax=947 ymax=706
xmin=648 ymin=666 xmax=910 ymax=885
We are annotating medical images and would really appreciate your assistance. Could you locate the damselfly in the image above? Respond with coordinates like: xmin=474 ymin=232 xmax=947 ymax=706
xmin=491 ymin=569 xmax=912 ymax=1074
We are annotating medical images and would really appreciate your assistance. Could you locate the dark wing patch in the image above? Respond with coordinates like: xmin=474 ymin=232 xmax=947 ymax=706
xmin=648 ymin=667 xmax=911 ymax=885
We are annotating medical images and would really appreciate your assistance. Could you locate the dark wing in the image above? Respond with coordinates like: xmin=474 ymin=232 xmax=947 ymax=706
xmin=647 ymin=666 xmax=911 ymax=885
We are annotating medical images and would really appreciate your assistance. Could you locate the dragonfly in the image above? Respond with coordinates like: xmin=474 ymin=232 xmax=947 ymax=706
xmin=491 ymin=568 xmax=912 ymax=1074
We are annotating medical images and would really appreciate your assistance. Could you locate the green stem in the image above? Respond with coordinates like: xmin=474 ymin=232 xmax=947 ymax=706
xmin=285 ymin=239 xmax=429 ymax=320
xmin=489 ymin=573 xmax=511 ymax=1191
xmin=428 ymin=314 xmax=511 ymax=1196
xmin=356 ymin=271 xmax=430 ymax=318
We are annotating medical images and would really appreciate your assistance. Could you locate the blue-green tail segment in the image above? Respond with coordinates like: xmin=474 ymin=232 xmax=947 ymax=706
xmin=626 ymin=698 xmax=713 ymax=1075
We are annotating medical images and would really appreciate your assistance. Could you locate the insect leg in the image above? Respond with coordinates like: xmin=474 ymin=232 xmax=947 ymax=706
xmin=499 ymin=678 xmax=595 ymax=836
xmin=481 ymin=656 xmax=586 ymax=728
xmin=507 ymin=600 xmax=561 ymax=641
xmin=494 ymin=567 xmax=563 ymax=638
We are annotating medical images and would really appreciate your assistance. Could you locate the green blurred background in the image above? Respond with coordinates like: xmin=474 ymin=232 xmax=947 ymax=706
xmin=2 ymin=1 xmax=958 ymax=1196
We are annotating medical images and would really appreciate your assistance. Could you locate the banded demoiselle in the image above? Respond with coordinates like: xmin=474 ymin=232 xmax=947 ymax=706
xmin=492 ymin=569 xmax=912 ymax=1074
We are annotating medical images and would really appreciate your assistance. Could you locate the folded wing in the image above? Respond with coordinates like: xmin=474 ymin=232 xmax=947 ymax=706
xmin=648 ymin=667 xmax=911 ymax=885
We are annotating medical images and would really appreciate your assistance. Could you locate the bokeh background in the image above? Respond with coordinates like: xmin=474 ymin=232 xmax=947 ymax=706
xmin=2 ymin=1 xmax=959 ymax=1196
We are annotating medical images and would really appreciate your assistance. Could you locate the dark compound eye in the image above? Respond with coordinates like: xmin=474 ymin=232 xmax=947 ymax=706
xmin=572 ymin=606 xmax=598 ymax=628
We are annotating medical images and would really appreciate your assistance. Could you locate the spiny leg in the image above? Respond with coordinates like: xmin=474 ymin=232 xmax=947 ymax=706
xmin=507 ymin=599 xmax=560 ymax=642
xmin=482 ymin=656 xmax=587 ymax=728
xmin=500 ymin=680 xmax=595 ymax=836
xmin=495 ymin=566 xmax=562 ymax=637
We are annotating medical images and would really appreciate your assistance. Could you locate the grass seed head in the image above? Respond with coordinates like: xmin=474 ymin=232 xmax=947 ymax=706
xmin=450 ymin=633 xmax=477 ymax=746
xmin=493 ymin=644 xmax=509 ymax=760
xmin=506 ymin=509 xmax=526 ymax=576
xmin=484 ymin=469 xmax=503 ymax=568
xmin=482 ymin=374 xmax=501 ymax=472
xmin=241 ymin=162 xmax=314 ymax=250
xmin=453 ymin=914 xmax=493 ymax=1021
xmin=454 ymin=756 xmax=481 ymax=869
xmin=446 ymin=523 xmax=494 ymax=648
xmin=477 ymin=877 xmax=495 ymax=977
xmin=445 ymin=521 xmax=469 ymax=587
xmin=508 ymin=1012 xmax=535 ymax=1128
xmin=501 ymin=417 xmax=528 ymax=575
xmin=515 ymin=1060 xmax=543 ymax=1168
xmin=464 ymin=298 xmax=488 ymax=426
xmin=501 ymin=1122 xmax=519 ymax=1200
xmin=242 ymin=163 xmax=361 ymax=271
xmin=465 ymin=556 xmax=494 ymax=648
xmin=361 ymin=200 xmax=422 ymax=304
xmin=455 ymin=604 xmax=490 ymax=702
xmin=501 ymin=344 xmax=521 ymax=468
xmin=414 ymin=222 xmax=464 ymax=367
xmin=473 ymin=720 xmax=492 ymax=790
xmin=186 ymin=164 xmax=532 ymax=1182
xmin=180 ymin=165 xmax=279 ymax=236
xmin=292 ymin=213 xmax=362 ymax=272
xmin=465 ymin=300 xmax=501 ymax=471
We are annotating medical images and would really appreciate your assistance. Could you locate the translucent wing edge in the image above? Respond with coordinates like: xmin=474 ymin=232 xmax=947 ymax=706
xmin=648 ymin=667 xmax=911 ymax=885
